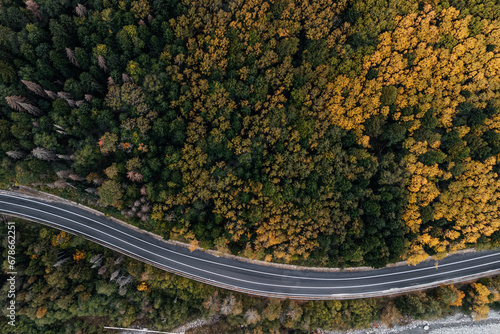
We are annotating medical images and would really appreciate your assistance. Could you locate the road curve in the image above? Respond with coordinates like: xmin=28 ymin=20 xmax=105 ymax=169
xmin=1 ymin=191 xmax=500 ymax=300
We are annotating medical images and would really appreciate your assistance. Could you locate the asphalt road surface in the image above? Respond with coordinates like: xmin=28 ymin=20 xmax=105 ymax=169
xmin=1 ymin=191 xmax=500 ymax=300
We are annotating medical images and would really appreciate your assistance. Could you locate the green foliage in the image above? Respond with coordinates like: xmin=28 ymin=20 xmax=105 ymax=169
xmin=98 ymin=180 xmax=123 ymax=208
xmin=380 ymin=86 xmax=398 ymax=106
xmin=420 ymin=151 xmax=447 ymax=165
xmin=0 ymin=0 xmax=499 ymax=305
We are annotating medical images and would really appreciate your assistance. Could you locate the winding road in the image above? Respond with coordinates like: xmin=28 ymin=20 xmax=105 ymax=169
xmin=1 ymin=190 xmax=500 ymax=300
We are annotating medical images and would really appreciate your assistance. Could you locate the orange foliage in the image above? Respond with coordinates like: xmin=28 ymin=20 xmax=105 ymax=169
xmin=73 ymin=250 xmax=85 ymax=262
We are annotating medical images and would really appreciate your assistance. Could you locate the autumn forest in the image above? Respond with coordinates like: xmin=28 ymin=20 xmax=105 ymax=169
xmin=1 ymin=0 xmax=500 ymax=331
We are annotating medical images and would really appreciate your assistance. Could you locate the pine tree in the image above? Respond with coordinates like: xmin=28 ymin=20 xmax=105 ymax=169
xmin=25 ymin=1 xmax=42 ymax=20
xmin=17 ymin=102 xmax=43 ymax=116
xmin=245 ymin=308 xmax=260 ymax=324
xmin=32 ymin=147 xmax=56 ymax=160
xmin=21 ymin=80 xmax=45 ymax=97
xmin=57 ymin=91 xmax=72 ymax=100
xmin=0 ymin=60 xmax=16 ymax=83
xmin=6 ymin=150 xmax=25 ymax=159
xmin=98 ymin=55 xmax=108 ymax=72
xmin=65 ymin=47 xmax=80 ymax=67
xmin=75 ymin=4 xmax=87 ymax=17
xmin=44 ymin=90 xmax=57 ymax=100
xmin=5 ymin=96 xmax=30 ymax=112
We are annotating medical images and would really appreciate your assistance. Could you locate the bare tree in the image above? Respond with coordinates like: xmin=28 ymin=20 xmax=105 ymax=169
xmin=6 ymin=150 xmax=25 ymax=159
xmin=107 ymin=76 xmax=115 ymax=86
xmin=57 ymin=91 xmax=72 ymax=100
xmin=57 ymin=154 xmax=74 ymax=160
xmin=17 ymin=102 xmax=43 ymax=116
xmin=21 ymin=80 xmax=45 ymax=97
xmin=90 ymin=254 xmax=103 ymax=264
xmin=92 ymin=177 xmax=104 ymax=185
xmin=245 ymin=309 xmax=260 ymax=324
xmin=65 ymin=47 xmax=80 ymax=67
xmin=44 ymin=90 xmax=57 ymax=100
xmin=32 ymin=147 xmax=56 ymax=160
xmin=68 ymin=173 xmax=85 ymax=181
xmin=54 ymin=180 xmax=69 ymax=189
xmin=85 ymin=188 xmax=97 ymax=194
xmin=84 ymin=94 xmax=94 ymax=102
xmin=25 ymin=1 xmax=42 ymax=20
xmin=140 ymin=185 xmax=148 ymax=196
xmin=98 ymin=266 xmax=107 ymax=275
xmin=220 ymin=295 xmax=236 ymax=315
xmin=75 ymin=100 xmax=85 ymax=107
xmin=114 ymin=255 xmax=124 ymax=265
xmin=75 ymin=3 xmax=87 ymax=17
xmin=98 ymin=55 xmax=108 ymax=72
xmin=6 ymin=96 xmax=30 ymax=112
xmin=110 ymin=269 xmax=120 ymax=281
xmin=66 ymin=99 xmax=77 ymax=108
xmin=91 ymin=259 xmax=103 ymax=269
xmin=56 ymin=170 xmax=72 ymax=179
xmin=122 ymin=73 xmax=132 ymax=83
xmin=54 ymin=257 xmax=70 ymax=267
xmin=141 ymin=203 xmax=151 ymax=213
xmin=127 ymin=171 xmax=144 ymax=182
xmin=117 ymin=275 xmax=133 ymax=287
xmin=165 ymin=212 xmax=176 ymax=222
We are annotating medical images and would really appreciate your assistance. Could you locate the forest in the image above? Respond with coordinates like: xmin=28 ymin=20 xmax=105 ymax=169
xmin=2 ymin=218 xmax=500 ymax=333
xmin=1 ymin=0 xmax=500 ymax=268
xmin=1 ymin=0 xmax=500 ymax=332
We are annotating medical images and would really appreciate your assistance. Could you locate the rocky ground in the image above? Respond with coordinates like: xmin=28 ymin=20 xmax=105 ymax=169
xmin=323 ymin=310 xmax=500 ymax=334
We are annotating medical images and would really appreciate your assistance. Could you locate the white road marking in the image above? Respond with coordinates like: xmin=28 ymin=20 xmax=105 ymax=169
xmin=2 ymin=206 xmax=500 ymax=297
xmin=3 ymin=193 xmax=499 ymax=281
xmin=1 ymin=200 xmax=500 ymax=296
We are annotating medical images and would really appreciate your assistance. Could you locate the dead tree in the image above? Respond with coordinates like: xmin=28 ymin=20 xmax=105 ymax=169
xmin=32 ymin=147 xmax=56 ymax=160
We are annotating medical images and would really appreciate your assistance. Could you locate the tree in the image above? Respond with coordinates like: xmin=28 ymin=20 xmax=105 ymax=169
xmin=420 ymin=151 xmax=446 ymax=165
xmin=98 ymin=180 xmax=124 ymax=208
xmin=65 ymin=48 xmax=80 ymax=67
xmin=104 ymin=164 xmax=119 ymax=179
xmin=36 ymin=306 xmax=47 ymax=319
xmin=0 ymin=60 xmax=16 ymax=83
xmin=98 ymin=55 xmax=107 ymax=72
xmin=21 ymin=80 xmax=45 ymax=97
xmin=6 ymin=96 xmax=29 ymax=112
xmin=468 ymin=283 xmax=491 ymax=321
xmin=25 ymin=1 xmax=42 ymax=21
xmin=98 ymin=133 xmax=118 ymax=155
xmin=32 ymin=147 xmax=56 ymax=161
xmin=245 ymin=308 xmax=261 ymax=325
xmin=262 ymin=299 xmax=281 ymax=321
xmin=6 ymin=150 xmax=25 ymax=159
xmin=380 ymin=86 xmax=398 ymax=106
xmin=75 ymin=4 xmax=87 ymax=17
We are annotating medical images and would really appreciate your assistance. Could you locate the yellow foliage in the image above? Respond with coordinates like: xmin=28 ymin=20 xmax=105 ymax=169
xmin=51 ymin=231 xmax=71 ymax=247
xmin=189 ymin=239 xmax=199 ymax=252
xmin=36 ymin=306 xmax=47 ymax=319
xmin=73 ymin=250 xmax=85 ymax=262
xmin=137 ymin=282 xmax=148 ymax=291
